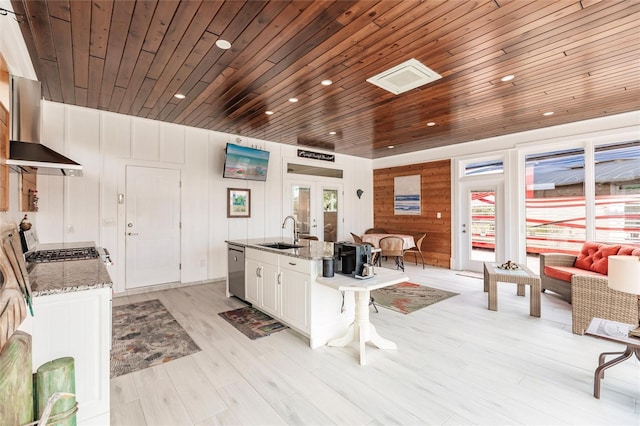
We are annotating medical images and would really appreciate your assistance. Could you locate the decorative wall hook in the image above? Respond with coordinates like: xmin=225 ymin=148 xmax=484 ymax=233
xmin=356 ymin=189 xmax=363 ymax=199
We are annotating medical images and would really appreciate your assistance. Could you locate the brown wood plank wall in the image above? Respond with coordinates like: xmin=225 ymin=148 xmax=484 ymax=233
xmin=373 ymin=160 xmax=451 ymax=268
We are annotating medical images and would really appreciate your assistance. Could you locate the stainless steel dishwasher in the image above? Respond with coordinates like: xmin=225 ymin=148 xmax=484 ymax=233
xmin=227 ymin=243 xmax=246 ymax=301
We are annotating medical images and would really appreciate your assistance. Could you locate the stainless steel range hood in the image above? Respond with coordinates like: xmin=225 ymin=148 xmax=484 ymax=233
xmin=6 ymin=75 xmax=83 ymax=176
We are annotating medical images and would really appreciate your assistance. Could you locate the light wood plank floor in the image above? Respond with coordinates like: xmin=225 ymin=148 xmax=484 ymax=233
xmin=111 ymin=261 xmax=640 ymax=425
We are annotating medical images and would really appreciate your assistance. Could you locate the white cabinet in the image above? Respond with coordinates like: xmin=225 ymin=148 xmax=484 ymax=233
xmin=245 ymin=256 xmax=261 ymax=305
xmin=19 ymin=287 xmax=112 ymax=425
xmin=260 ymin=261 xmax=280 ymax=318
xmin=280 ymin=258 xmax=310 ymax=333
xmin=244 ymin=248 xmax=312 ymax=335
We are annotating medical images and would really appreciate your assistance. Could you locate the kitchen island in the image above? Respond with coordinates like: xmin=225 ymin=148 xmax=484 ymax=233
xmin=226 ymin=238 xmax=407 ymax=353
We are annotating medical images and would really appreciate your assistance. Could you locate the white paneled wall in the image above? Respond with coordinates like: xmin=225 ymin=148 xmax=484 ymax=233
xmin=32 ymin=101 xmax=373 ymax=294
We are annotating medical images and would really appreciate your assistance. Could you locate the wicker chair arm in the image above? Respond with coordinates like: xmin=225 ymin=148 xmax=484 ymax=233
xmin=571 ymin=274 xmax=639 ymax=334
xmin=539 ymin=253 xmax=576 ymax=276
xmin=540 ymin=253 xmax=577 ymax=268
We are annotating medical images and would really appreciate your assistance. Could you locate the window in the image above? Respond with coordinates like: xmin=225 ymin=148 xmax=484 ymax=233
xmin=594 ymin=141 xmax=640 ymax=244
xmin=464 ymin=159 xmax=503 ymax=176
xmin=525 ymin=148 xmax=586 ymax=254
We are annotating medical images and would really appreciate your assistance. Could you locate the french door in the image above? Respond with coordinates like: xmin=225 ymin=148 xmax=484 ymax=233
xmin=284 ymin=180 xmax=342 ymax=242
xmin=459 ymin=182 xmax=502 ymax=272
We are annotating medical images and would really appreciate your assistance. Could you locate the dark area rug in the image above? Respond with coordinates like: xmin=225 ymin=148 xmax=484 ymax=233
xmin=372 ymin=282 xmax=459 ymax=314
xmin=218 ymin=306 xmax=288 ymax=340
xmin=111 ymin=299 xmax=200 ymax=378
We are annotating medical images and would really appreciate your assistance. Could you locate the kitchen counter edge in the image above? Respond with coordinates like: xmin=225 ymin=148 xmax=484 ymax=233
xmin=226 ymin=238 xmax=335 ymax=261
xmin=29 ymin=258 xmax=113 ymax=297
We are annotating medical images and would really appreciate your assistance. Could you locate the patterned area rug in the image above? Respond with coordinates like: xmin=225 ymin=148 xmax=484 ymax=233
xmin=372 ymin=282 xmax=459 ymax=314
xmin=219 ymin=306 xmax=288 ymax=340
xmin=111 ymin=299 xmax=200 ymax=378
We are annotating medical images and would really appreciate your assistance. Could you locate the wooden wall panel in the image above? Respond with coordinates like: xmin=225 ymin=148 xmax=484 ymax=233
xmin=373 ymin=160 xmax=451 ymax=268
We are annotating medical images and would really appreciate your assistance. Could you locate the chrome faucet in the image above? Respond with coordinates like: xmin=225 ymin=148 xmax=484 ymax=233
xmin=282 ymin=215 xmax=298 ymax=243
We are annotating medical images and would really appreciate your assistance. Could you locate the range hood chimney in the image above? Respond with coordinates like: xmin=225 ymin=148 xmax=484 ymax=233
xmin=6 ymin=75 xmax=83 ymax=176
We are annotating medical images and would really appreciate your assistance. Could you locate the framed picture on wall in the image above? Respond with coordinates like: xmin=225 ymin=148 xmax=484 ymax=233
xmin=394 ymin=175 xmax=421 ymax=215
xmin=227 ymin=188 xmax=251 ymax=218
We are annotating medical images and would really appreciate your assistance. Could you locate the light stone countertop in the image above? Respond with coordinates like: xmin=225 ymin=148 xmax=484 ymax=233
xmin=226 ymin=237 xmax=337 ymax=260
xmin=28 ymin=258 xmax=113 ymax=297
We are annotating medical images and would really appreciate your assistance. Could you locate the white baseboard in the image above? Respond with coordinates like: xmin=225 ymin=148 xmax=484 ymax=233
xmin=114 ymin=277 xmax=225 ymax=298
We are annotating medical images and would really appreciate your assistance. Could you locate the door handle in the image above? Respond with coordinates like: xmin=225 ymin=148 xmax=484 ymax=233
xmin=127 ymin=232 xmax=139 ymax=236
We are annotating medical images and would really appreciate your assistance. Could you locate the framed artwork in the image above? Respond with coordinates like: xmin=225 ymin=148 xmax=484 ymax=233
xmin=227 ymin=188 xmax=251 ymax=218
xmin=394 ymin=175 xmax=421 ymax=215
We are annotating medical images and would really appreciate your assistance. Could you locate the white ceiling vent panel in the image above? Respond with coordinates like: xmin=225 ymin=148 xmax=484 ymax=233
xmin=366 ymin=58 xmax=442 ymax=95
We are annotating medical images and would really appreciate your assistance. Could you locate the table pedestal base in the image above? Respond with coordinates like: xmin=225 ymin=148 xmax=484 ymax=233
xmin=594 ymin=345 xmax=640 ymax=399
xmin=328 ymin=291 xmax=396 ymax=365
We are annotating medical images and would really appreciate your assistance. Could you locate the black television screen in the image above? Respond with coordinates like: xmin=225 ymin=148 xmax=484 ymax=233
xmin=223 ymin=143 xmax=270 ymax=181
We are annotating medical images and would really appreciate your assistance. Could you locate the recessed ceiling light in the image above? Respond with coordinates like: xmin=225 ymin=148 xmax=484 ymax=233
xmin=427 ymin=121 xmax=436 ymax=126
xmin=265 ymin=110 xmax=274 ymax=115
xmin=288 ymin=97 xmax=298 ymax=103
xmin=388 ymin=145 xmax=395 ymax=149
xmin=501 ymin=74 xmax=515 ymax=82
xmin=329 ymin=131 xmax=336 ymax=135
xmin=543 ymin=111 xmax=554 ymax=116
xmin=216 ymin=39 xmax=231 ymax=49
xmin=174 ymin=93 xmax=185 ymax=99
xmin=321 ymin=79 xmax=332 ymax=86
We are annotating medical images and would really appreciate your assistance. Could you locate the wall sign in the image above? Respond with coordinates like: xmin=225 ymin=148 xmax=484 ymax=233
xmin=297 ymin=149 xmax=335 ymax=162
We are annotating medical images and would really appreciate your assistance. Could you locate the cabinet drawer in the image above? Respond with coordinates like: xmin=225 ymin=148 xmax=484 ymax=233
xmin=245 ymin=248 xmax=280 ymax=265
xmin=279 ymin=256 xmax=311 ymax=274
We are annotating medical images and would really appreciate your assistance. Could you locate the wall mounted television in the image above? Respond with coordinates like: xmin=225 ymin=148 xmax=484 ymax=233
xmin=223 ymin=143 xmax=270 ymax=181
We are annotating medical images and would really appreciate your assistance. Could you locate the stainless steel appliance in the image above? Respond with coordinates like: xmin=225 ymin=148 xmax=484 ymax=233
xmin=227 ymin=243 xmax=245 ymax=301
xmin=334 ymin=242 xmax=372 ymax=278
xmin=19 ymin=228 xmax=113 ymax=266
xmin=7 ymin=75 xmax=83 ymax=176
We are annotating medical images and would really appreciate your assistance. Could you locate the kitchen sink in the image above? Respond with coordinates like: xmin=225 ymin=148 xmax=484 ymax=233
xmin=259 ymin=242 xmax=303 ymax=250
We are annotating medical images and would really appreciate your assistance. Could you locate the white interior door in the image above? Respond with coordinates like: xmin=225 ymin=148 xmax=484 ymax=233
xmin=125 ymin=166 xmax=181 ymax=289
xmin=459 ymin=183 xmax=500 ymax=271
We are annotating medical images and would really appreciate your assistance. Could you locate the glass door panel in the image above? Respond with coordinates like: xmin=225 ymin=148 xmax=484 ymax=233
xmin=291 ymin=184 xmax=312 ymax=237
xmin=323 ymin=188 xmax=338 ymax=242
xmin=470 ymin=190 xmax=496 ymax=262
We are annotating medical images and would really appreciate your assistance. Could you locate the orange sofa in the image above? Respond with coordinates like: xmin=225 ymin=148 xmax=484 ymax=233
xmin=540 ymin=242 xmax=640 ymax=334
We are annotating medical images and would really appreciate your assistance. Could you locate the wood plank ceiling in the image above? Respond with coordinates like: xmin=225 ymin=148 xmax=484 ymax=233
xmin=9 ymin=0 xmax=640 ymax=159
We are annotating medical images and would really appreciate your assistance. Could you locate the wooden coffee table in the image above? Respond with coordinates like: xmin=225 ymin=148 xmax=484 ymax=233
xmin=483 ymin=262 xmax=541 ymax=317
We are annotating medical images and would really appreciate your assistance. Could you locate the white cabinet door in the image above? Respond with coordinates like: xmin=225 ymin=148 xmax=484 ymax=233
xmin=245 ymin=257 xmax=261 ymax=305
xmin=20 ymin=288 xmax=112 ymax=425
xmin=260 ymin=262 xmax=280 ymax=317
xmin=280 ymin=267 xmax=309 ymax=333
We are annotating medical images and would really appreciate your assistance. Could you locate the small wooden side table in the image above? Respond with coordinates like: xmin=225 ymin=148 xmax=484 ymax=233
xmin=483 ymin=262 xmax=541 ymax=317
xmin=585 ymin=317 xmax=640 ymax=399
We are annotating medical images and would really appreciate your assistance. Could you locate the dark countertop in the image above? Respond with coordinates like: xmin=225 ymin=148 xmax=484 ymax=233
xmin=226 ymin=237 xmax=336 ymax=260
xmin=29 ymin=258 xmax=113 ymax=297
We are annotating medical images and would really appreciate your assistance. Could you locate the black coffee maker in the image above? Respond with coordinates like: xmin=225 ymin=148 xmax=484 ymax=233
xmin=333 ymin=242 xmax=372 ymax=277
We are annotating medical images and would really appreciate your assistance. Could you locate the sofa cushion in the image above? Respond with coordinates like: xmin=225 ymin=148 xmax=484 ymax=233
xmin=544 ymin=265 xmax=605 ymax=283
xmin=617 ymin=246 xmax=640 ymax=256
xmin=574 ymin=243 xmax=620 ymax=275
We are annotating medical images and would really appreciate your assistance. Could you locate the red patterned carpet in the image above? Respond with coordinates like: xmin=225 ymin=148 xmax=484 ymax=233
xmin=111 ymin=299 xmax=200 ymax=378
xmin=218 ymin=306 xmax=288 ymax=340
xmin=371 ymin=282 xmax=458 ymax=314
